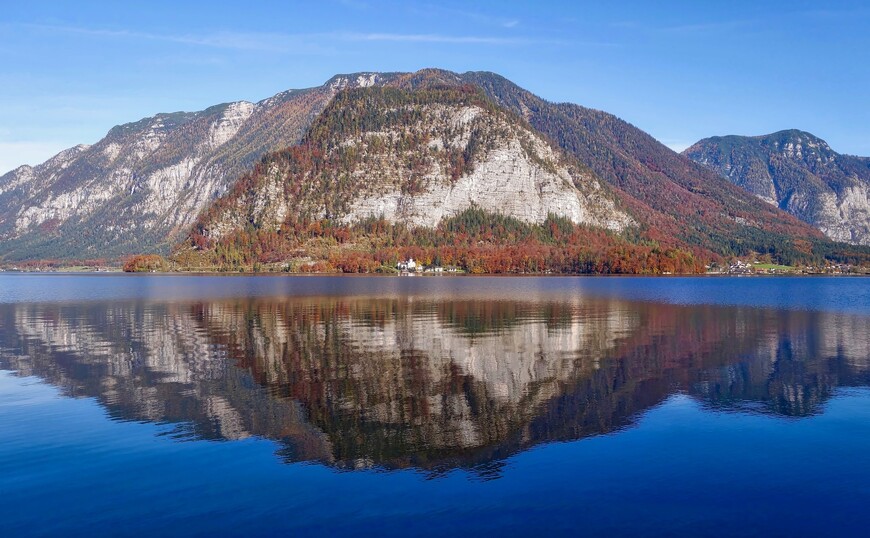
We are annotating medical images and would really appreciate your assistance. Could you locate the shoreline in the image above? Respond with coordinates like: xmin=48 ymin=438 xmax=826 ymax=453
xmin=0 ymin=270 xmax=866 ymax=277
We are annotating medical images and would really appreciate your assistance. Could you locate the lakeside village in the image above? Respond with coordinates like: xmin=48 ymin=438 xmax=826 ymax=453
xmin=1 ymin=256 xmax=867 ymax=275
xmin=396 ymin=258 xmax=460 ymax=275
xmin=707 ymin=259 xmax=862 ymax=275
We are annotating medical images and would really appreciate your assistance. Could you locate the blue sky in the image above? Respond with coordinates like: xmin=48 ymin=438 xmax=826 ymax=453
xmin=1 ymin=0 xmax=869 ymax=173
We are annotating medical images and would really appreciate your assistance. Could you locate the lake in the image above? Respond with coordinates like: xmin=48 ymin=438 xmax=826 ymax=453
xmin=1 ymin=274 xmax=869 ymax=536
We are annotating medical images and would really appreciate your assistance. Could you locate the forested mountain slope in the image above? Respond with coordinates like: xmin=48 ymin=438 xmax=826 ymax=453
xmin=2 ymin=68 xmax=866 ymax=267
xmin=440 ymin=71 xmax=834 ymax=261
xmin=684 ymin=130 xmax=870 ymax=246
xmin=0 ymin=73 xmax=397 ymax=260
xmin=178 ymin=86 xmax=682 ymax=274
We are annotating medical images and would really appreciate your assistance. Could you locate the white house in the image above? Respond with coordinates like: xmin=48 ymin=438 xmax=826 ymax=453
xmin=397 ymin=258 xmax=418 ymax=272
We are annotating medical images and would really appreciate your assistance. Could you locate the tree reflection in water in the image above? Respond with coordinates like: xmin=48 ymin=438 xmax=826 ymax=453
xmin=1 ymin=296 xmax=867 ymax=477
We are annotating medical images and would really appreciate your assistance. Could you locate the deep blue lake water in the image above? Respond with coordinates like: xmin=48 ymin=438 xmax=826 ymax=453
xmin=1 ymin=274 xmax=869 ymax=536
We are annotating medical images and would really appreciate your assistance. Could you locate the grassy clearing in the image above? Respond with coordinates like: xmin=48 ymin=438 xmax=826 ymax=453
xmin=752 ymin=263 xmax=796 ymax=271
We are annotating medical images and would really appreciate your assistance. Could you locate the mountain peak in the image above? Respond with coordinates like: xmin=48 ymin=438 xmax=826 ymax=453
xmin=325 ymin=71 xmax=394 ymax=91
xmin=684 ymin=130 xmax=870 ymax=245
xmin=190 ymin=84 xmax=632 ymax=246
xmin=758 ymin=129 xmax=832 ymax=154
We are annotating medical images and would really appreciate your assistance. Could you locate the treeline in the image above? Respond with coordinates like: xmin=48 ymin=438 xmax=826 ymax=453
xmin=703 ymin=225 xmax=870 ymax=266
xmin=0 ymin=258 xmax=110 ymax=270
xmin=175 ymin=208 xmax=704 ymax=275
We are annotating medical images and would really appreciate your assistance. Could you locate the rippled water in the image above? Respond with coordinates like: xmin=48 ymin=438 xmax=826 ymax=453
xmin=1 ymin=274 xmax=869 ymax=536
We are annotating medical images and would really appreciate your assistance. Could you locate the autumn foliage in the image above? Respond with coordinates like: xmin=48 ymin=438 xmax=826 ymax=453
xmin=123 ymin=254 xmax=168 ymax=273
xmin=174 ymin=208 xmax=705 ymax=275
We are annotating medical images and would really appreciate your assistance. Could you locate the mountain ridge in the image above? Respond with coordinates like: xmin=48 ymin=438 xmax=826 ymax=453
xmin=684 ymin=130 xmax=870 ymax=246
xmin=1 ymin=68 xmax=866 ymax=267
xmin=179 ymin=84 xmax=671 ymax=274
xmin=0 ymin=72 xmax=401 ymax=260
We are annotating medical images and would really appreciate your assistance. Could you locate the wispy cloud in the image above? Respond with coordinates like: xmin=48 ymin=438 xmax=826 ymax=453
xmin=22 ymin=23 xmax=552 ymax=52
xmin=23 ymin=24 xmax=309 ymax=53
xmin=337 ymin=32 xmax=539 ymax=45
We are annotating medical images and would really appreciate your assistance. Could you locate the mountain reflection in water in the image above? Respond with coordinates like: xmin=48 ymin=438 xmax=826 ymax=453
xmin=1 ymin=296 xmax=868 ymax=477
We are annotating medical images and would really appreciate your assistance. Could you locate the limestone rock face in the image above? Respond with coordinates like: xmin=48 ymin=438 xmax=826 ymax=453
xmin=0 ymin=73 xmax=391 ymax=260
xmin=199 ymin=87 xmax=633 ymax=240
xmin=684 ymin=130 xmax=870 ymax=246
xmin=343 ymin=135 xmax=630 ymax=231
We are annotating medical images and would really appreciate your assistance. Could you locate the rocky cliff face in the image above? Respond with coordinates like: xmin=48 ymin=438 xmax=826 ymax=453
xmin=0 ymin=73 xmax=396 ymax=260
xmin=196 ymin=86 xmax=632 ymax=242
xmin=684 ymin=130 xmax=870 ymax=245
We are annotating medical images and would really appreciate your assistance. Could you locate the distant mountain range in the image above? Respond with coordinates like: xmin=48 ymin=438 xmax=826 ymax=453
xmin=684 ymin=130 xmax=870 ymax=246
xmin=1 ymin=69 xmax=867 ymax=268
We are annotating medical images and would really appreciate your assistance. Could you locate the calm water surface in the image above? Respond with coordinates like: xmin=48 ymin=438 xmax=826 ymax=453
xmin=1 ymin=274 xmax=869 ymax=536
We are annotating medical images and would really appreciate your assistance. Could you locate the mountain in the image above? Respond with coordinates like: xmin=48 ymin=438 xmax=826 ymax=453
xmin=193 ymin=85 xmax=631 ymax=240
xmin=0 ymin=73 xmax=397 ymax=260
xmin=683 ymin=130 xmax=870 ymax=246
xmin=181 ymin=85 xmax=682 ymax=274
xmin=2 ymin=69 xmax=865 ymax=266
xmin=439 ymin=71 xmax=832 ymax=260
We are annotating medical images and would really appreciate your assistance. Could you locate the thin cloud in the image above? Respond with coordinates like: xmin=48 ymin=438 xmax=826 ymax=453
xmin=22 ymin=23 xmax=550 ymax=51
xmin=23 ymin=24 xmax=308 ymax=53
xmin=338 ymin=32 xmax=540 ymax=45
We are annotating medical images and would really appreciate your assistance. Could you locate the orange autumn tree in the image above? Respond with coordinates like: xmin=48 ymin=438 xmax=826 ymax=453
xmin=123 ymin=254 xmax=168 ymax=273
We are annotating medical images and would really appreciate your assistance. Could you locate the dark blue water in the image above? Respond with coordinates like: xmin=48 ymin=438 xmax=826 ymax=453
xmin=1 ymin=275 xmax=869 ymax=536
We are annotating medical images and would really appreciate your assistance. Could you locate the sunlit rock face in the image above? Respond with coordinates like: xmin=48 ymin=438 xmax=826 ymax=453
xmin=199 ymin=88 xmax=632 ymax=244
xmin=0 ymin=73 xmax=391 ymax=260
xmin=335 ymin=107 xmax=631 ymax=231
xmin=1 ymin=297 xmax=868 ymax=475
xmin=0 ymin=69 xmax=632 ymax=261
xmin=685 ymin=130 xmax=870 ymax=246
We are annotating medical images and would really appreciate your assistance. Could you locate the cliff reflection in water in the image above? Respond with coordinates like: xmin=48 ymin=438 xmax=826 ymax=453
xmin=1 ymin=296 xmax=868 ymax=476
